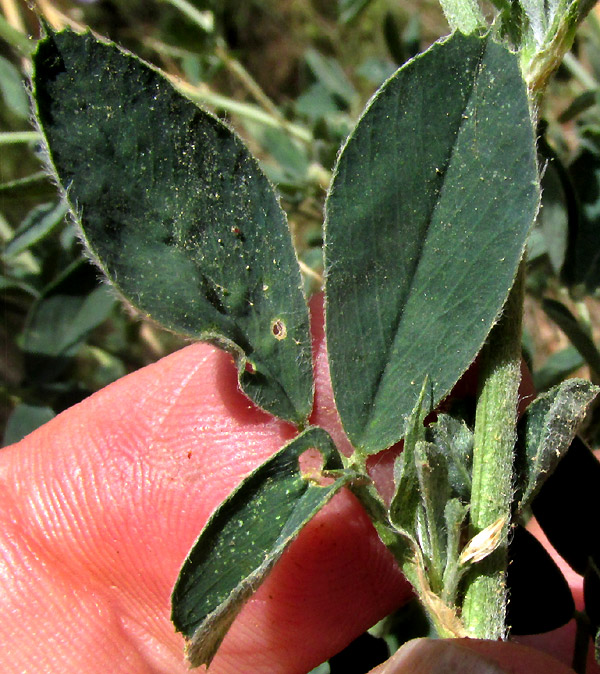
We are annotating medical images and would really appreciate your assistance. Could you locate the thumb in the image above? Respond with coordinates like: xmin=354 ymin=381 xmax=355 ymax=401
xmin=369 ymin=638 xmax=578 ymax=674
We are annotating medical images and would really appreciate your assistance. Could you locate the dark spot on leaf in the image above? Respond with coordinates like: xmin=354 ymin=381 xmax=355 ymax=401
xmin=231 ymin=225 xmax=246 ymax=242
xmin=199 ymin=274 xmax=226 ymax=315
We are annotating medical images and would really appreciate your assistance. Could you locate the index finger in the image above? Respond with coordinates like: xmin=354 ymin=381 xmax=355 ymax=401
xmin=0 ymin=299 xmax=410 ymax=673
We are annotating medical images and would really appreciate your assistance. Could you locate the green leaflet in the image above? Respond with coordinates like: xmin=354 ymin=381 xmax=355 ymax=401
xmin=515 ymin=378 xmax=599 ymax=511
xmin=3 ymin=201 xmax=68 ymax=258
xmin=438 ymin=0 xmax=485 ymax=35
xmin=389 ymin=380 xmax=429 ymax=545
xmin=0 ymin=54 xmax=30 ymax=120
xmin=567 ymin=145 xmax=600 ymax=295
xmin=533 ymin=345 xmax=584 ymax=391
xmin=542 ymin=298 xmax=600 ymax=380
xmin=426 ymin=414 xmax=473 ymax=502
xmin=22 ymin=285 xmax=116 ymax=358
xmin=32 ymin=29 xmax=313 ymax=425
xmin=390 ymin=388 xmax=475 ymax=606
xmin=325 ymin=31 xmax=539 ymax=454
xmin=170 ymin=427 xmax=351 ymax=667
xmin=2 ymin=404 xmax=56 ymax=446
xmin=338 ymin=0 xmax=374 ymax=24
xmin=304 ymin=48 xmax=357 ymax=107
xmin=519 ymin=0 xmax=549 ymax=46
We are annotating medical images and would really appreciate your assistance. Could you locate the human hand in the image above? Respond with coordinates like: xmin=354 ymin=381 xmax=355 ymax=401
xmin=0 ymin=293 xmax=410 ymax=673
xmin=0 ymin=296 xmax=594 ymax=673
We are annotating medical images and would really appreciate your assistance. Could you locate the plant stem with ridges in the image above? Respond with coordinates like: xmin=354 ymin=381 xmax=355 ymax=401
xmin=461 ymin=264 xmax=525 ymax=638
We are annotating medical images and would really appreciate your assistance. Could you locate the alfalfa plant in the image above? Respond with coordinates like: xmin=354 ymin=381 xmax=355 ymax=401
xmin=29 ymin=0 xmax=600 ymax=668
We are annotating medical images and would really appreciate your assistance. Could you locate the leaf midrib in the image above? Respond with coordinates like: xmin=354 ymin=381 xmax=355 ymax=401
xmin=358 ymin=37 xmax=490 ymax=451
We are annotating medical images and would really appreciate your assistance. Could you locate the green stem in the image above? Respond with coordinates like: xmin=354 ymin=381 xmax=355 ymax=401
xmin=0 ymin=131 xmax=41 ymax=145
xmin=179 ymin=83 xmax=312 ymax=144
xmin=160 ymin=0 xmax=289 ymax=128
xmin=159 ymin=0 xmax=214 ymax=32
xmin=461 ymin=264 xmax=525 ymax=639
xmin=344 ymin=456 xmax=417 ymax=587
xmin=214 ymin=39 xmax=283 ymax=122
xmin=562 ymin=51 xmax=598 ymax=90
xmin=353 ymin=485 xmax=414 ymax=574
xmin=542 ymin=298 xmax=600 ymax=384
xmin=522 ymin=0 xmax=599 ymax=96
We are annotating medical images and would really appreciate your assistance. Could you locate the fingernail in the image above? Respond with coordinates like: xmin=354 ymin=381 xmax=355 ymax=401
xmin=371 ymin=638 xmax=509 ymax=674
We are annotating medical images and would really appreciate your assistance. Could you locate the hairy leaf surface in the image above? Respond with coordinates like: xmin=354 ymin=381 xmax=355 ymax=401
xmin=171 ymin=427 xmax=351 ymax=667
xmin=325 ymin=32 xmax=539 ymax=453
xmin=515 ymin=378 xmax=599 ymax=511
xmin=33 ymin=29 xmax=313 ymax=424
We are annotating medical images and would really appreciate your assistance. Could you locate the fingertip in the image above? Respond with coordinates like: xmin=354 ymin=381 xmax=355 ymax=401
xmin=369 ymin=638 xmax=578 ymax=674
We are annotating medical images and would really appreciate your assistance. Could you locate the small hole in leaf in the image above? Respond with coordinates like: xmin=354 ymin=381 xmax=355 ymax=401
xmin=244 ymin=361 xmax=256 ymax=375
xmin=299 ymin=447 xmax=323 ymax=476
xmin=271 ymin=318 xmax=287 ymax=340
xmin=299 ymin=448 xmax=334 ymax=486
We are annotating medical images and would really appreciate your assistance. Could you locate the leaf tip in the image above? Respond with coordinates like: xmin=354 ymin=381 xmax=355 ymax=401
xmin=183 ymin=619 xmax=232 ymax=669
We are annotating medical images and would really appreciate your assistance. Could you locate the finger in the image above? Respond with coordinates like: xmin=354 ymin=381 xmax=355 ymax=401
xmin=369 ymin=638 xmax=578 ymax=674
xmin=0 ymin=295 xmax=410 ymax=674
